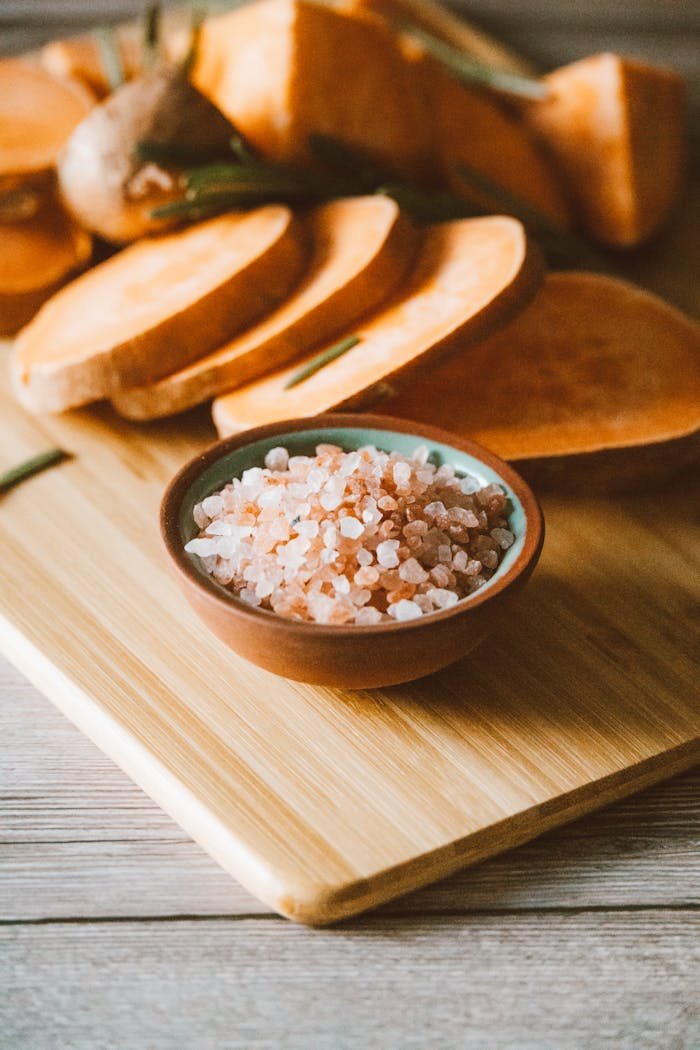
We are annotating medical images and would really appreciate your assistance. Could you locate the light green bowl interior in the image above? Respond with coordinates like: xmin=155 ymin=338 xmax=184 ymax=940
xmin=179 ymin=425 xmax=528 ymax=603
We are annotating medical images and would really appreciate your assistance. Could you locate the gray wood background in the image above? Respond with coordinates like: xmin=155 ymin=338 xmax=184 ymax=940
xmin=1 ymin=3 xmax=699 ymax=1048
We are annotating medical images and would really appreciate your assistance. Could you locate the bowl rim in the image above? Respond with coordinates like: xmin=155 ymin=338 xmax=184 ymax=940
xmin=160 ymin=413 xmax=545 ymax=636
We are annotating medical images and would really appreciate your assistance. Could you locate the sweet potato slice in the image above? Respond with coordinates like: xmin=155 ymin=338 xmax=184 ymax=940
xmin=0 ymin=58 xmax=94 ymax=178
xmin=385 ymin=272 xmax=700 ymax=489
xmin=193 ymin=0 xmax=433 ymax=182
xmin=525 ymin=53 xmax=685 ymax=247
xmin=112 ymin=196 xmax=419 ymax=420
xmin=212 ymin=215 xmax=540 ymax=435
xmin=12 ymin=206 xmax=306 ymax=414
xmin=0 ymin=190 xmax=92 ymax=336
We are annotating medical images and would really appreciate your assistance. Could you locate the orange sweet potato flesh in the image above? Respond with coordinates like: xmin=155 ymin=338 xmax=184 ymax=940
xmin=12 ymin=206 xmax=307 ymax=414
xmin=0 ymin=58 xmax=94 ymax=178
xmin=212 ymin=215 xmax=541 ymax=435
xmin=385 ymin=272 xmax=700 ymax=489
xmin=525 ymin=53 xmax=685 ymax=247
xmin=194 ymin=0 xmax=568 ymax=223
xmin=0 ymin=190 xmax=92 ymax=337
xmin=193 ymin=0 xmax=433 ymax=183
xmin=111 ymin=196 xmax=419 ymax=420
xmin=422 ymin=62 xmax=570 ymax=227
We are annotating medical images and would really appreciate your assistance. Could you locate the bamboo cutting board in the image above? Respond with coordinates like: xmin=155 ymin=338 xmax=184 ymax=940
xmin=0 ymin=357 xmax=698 ymax=924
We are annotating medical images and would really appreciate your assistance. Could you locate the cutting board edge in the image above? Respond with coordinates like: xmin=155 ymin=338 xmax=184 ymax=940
xmin=4 ymin=611 xmax=698 ymax=925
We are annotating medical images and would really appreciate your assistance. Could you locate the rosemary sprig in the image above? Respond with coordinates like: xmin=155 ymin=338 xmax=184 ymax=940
xmin=284 ymin=335 xmax=361 ymax=389
xmin=308 ymin=134 xmax=391 ymax=193
xmin=182 ymin=3 xmax=206 ymax=75
xmin=135 ymin=139 xmax=231 ymax=167
xmin=94 ymin=25 xmax=125 ymax=92
xmin=0 ymin=449 xmax=70 ymax=496
xmin=404 ymin=26 xmax=548 ymax=101
xmin=378 ymin=183 xmax=480 ymax=223
xmin=454 ymin=162 xmax=619 ymax=273
xmin=143 ymin=2 xmax=162 ymax=67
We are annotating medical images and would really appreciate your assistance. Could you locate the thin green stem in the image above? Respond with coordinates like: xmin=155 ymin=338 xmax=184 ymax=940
xmin=405 ymin=27 xmax=548 ymax=101
xmin=0 ymin=449 xmax=70 ymax=496
xmin=93 ymin=25 xmax=125 ymax=92
xmin=284 ymin=335 xmax=361 ymax=389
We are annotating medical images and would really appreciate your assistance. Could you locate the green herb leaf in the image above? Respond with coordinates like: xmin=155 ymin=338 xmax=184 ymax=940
xmin=94 ymin=25 xmax=125 ymax=92
xmin=284 ymin=335 xmax=361 ymax=390
xmin=0 ymin=449 xmax=70 ymax=496
xmin=454 ymin=162 xmax=619 ymax=273
xmin=135 ymin=139 xmax=231 ymax=168
xmin=182 ymin=3 xmax=206 ymax=75
xmin=405 ymin=27 xmax=548 ymax=100
xmin=308 ymin=134 xmax=390 ymax=192
xmin=378 ymin=183 xmax=482 ymax=223
xmin=229 ymin=132 xmax=258 ymax=165
xmin=143 ymin=2 xmax=162 ymax=67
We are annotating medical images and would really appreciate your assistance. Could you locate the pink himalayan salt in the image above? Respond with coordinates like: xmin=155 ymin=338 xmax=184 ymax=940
xmin=185 ymin=443 xmax=512 ymax=626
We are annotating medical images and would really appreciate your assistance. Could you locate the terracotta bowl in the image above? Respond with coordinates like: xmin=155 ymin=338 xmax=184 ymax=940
xmin=160 ymin=414 xmax=544 ymax=689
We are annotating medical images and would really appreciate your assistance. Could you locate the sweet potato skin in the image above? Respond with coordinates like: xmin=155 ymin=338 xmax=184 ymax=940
xmin=58 ymin=67 xmax=236 ymax=244
xmin=385 ymin=272 xmax=700 ymax=490
xmin=111 ymin=196 xmax=420 ymax=420
xmin=12 ymin=207 xmax=307 ymax=413
xmin=0 ymin=190 xmax=92 ymax=336
xmin=525 ymin=53 xmax=686 ymax=247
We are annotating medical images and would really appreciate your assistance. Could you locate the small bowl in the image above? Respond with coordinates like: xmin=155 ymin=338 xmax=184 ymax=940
xmin=161 ymin=414 xmax=544 ymax=688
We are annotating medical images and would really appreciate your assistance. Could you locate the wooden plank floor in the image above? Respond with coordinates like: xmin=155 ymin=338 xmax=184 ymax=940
xmin=1 ymin=2 xmax=699 ymax=1046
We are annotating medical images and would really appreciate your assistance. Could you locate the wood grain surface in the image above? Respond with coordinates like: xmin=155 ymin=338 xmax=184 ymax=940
xmin=1 ymin=1 xmax=699 ymax=1046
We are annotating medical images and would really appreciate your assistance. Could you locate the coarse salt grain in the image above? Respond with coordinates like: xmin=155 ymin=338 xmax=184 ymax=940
xmin=186 ymin=444 xmax=513 ymax=626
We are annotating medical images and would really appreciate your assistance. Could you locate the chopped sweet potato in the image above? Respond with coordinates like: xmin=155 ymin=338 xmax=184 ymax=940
xmin=192 ymin=0 xmax=433 ymax=182
xmin=343 ymin=0 xmax=538 ymax=76
xmin=212 ymin=215 xmax=541 ymax=435
xmin=111 ymin=196 xmax=419 ymax=420
xmin=525 ymin=53 xmax=686 ymax=247
xmin=12 ymin=205 xmax=307 ymax=413
xmin=0 ymin=190 xmax=92 ymax=336
xmin=0 ymin=58 xmax=94 ymax=178
xmin=385 ymin=272 xmax=700 ymax=489
xmin=58 ymin=66 xmax=236 ymax=244
xmin=422 ymin=63 xmax=570 ymax=226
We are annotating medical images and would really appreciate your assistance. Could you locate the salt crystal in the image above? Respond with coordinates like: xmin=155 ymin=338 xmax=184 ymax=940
xmin=392 ymin=461 xmax=411 ymax=489
xmin=339 ymin=451 xmax=361 ymax=477
xmin=264 ymin=446 xmax=289 ymax=471
xmin=186 ymin=442 xmax=513 ymax=626
xmin=424 ymin=501 xmax=446 ymax=519
xmin=294 ymin=520 xmax=319 ymax=539
xmin=427 ymin=587 xmax=459 ymax=610
xmin=339 ymin=516 xmax=364 ymax=539
xmin=389 ymin=599 xmax=423 ymax=621
xmin=354 ymin=566 xmax=380 ymax=587
xmin=376 ymin=539 xmax=400 ymax=568
xmin=491 ymin=527 xmax=515 ymax=549
xmin=185 ymin=537 xmax=217 ymax=557
xmin=459 ymin=474 xmax=481 ymax=495
xmin=201 ymin=494 xmax=224 ymax=518
xmin=193 ymin=503 xmax=209 ymax=529
xmin=398 ymin=558 xmax=429 ymax=584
